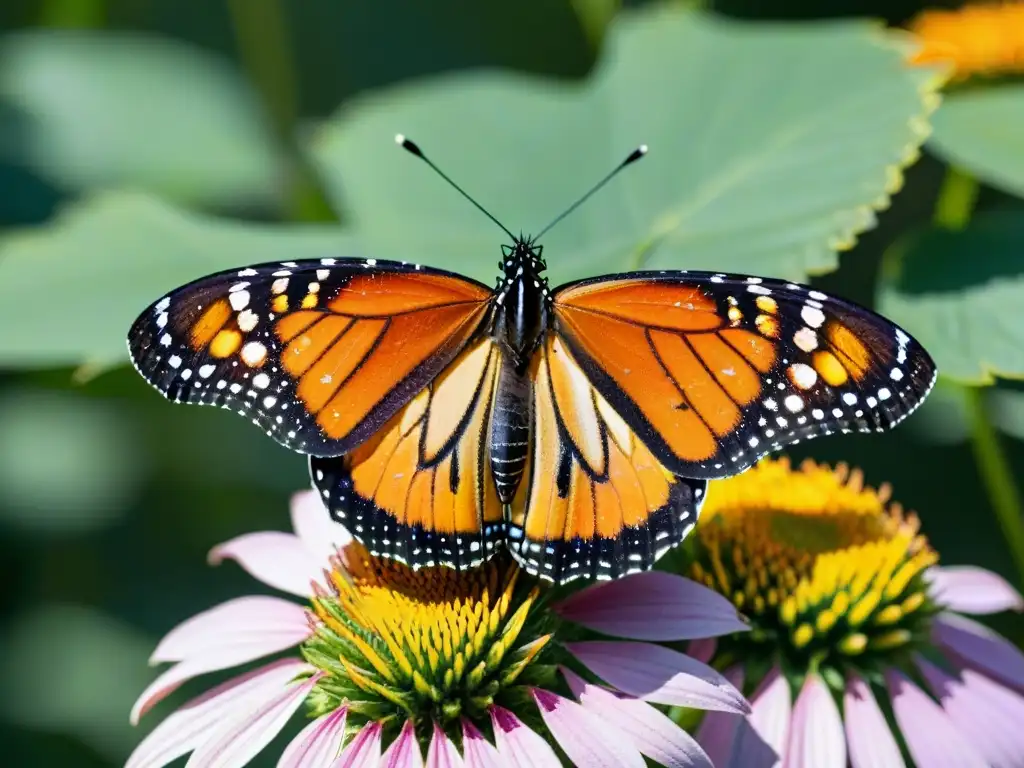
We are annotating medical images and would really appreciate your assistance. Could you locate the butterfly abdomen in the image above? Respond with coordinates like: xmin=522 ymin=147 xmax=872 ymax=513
xmin=489 ymin=360 xmax=531 ymax=503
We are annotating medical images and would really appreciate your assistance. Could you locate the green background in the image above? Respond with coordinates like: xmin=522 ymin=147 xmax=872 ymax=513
xmin=0 ymin=1 xmax=1021 ymax=766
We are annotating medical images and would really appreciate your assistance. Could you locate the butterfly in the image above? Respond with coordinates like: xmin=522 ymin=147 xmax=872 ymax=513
xmin=127 ymin=139 xmax=936 ymax=584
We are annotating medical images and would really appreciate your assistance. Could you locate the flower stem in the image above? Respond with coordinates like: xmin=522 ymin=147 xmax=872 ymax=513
xmin=226 ymin=0 xmax=338 ymax=223
xmin=933 ymin=166 xmax=1024 ymax=586
xmin=963 ymin=387 xmax=1024 ymax=585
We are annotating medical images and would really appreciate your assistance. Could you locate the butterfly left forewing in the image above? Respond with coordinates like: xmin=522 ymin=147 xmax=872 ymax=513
xmin=310 ymin=338 xmax=505 ymax=570
xmin=506 ymin=334 xmax=706 ymax=583
xmin=128 ymin=258 xmax=492 ymax=456
xmin=553 ymin=272 xmax=937 ymax=479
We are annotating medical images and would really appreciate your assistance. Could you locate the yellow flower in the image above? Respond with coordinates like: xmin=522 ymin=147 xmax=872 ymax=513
xmin=684 ymin=458 xmax=1024 ymax=767
xmin=689 ymin=458 xmax=936 ymax=661
xmin=908 ymin=2 xmax=1024 ymax=78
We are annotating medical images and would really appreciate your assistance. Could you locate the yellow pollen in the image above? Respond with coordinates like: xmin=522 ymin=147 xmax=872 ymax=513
xmin=908 ymin=2 xmax=1024 ymax=79
xmin=307 ymin=549 xmax=543 ymax=724
xmin=690 ymin=458 xmax=937 ymax=660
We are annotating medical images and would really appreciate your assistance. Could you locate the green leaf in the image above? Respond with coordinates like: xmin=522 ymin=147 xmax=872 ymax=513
xmin=929 ymin=86 xmax=1024 ymax=198
xmin=0 ymin=192 xmax=355 ymax=369
xmin=0 ymin=31 xmax=281 ymax=208
xmin=877 ymin=212 xmax=1024 ymax=385
xmin=313 ymin=7 xmax=940 ymax=287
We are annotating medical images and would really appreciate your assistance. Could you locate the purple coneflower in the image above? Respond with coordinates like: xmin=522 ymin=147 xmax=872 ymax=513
xmin=127 ymin=490 xmax=751 ymax=767
xmin=685 ymin=458 xmax=1024 ymax=767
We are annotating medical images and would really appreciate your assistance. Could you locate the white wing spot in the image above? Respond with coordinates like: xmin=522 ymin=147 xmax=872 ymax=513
xmin=271 ymin=278 xmax=289 ymax=295
xmin=199 ymin=364 xmax=216 ymax=378
xmin=784 ymin=394 xmax=805 ymax=413
xmin=801 ymin=305 xmax=826 ymax=329
xmin=237 ymin=309 xmax=259 ymax=332
xmin=788 ymin=363 xmax=818 ymax=390
xmin=843 ymin=392 xmax=858 ymax=405
xmin=793 ymin=327 xmax=818 ymax=353
xmin=168 ymin=355 xmax=182 ymax=369
xmin=252 ymin=372 xmax=271 ymax=390
xmin=241 ymin=342 xmax=268 ymax=368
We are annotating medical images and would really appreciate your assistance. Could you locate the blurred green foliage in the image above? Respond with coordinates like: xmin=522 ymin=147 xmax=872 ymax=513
xmin=0 ymin=1 xmax=1022 ymax=766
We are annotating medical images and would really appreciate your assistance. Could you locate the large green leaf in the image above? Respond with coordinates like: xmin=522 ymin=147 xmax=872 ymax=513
xmin=877 ymin=212 xmax=1024 ymax=385
xmin=313 ymin=7 xmax=940 ymax=287
xmin=0 ymin=31 xmax=281 ymax=208
xmin=0 ymin=192 xmax=354 ymax=368
xmin=929 ymin=86 xmax=1024 ymax=198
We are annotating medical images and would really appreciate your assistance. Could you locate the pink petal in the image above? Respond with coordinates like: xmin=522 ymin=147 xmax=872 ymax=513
xmin=566 ymin=641 xmax=749 ymax=714
xmin=843 ymin=674 xmax=904 ymax=768
xmin=784 ymin=673 xmax=845 ymax=768
xmin=927 ymin=566 xmax=1024 ymax=615
xmin=278 ymin=706 xmax=348 ymax=768
xmin=553 ymin=572 xmax=748 ymax=641
xmin=563 ymin=667 xmax=711 ymax=768
xmin=461 ymin=719 xmax=504 ymax=768
xmin=532 ymin=688 xmax=647 ymax=768
xmin=332 ymin=722 xmax=382 ymax=768
xmin=151 ymin=596 xmax=312 ymax=664
xmin=185 ymin=672 xmax=321 ymax=768
xmin=933 ymin=612 xmax=1024 ymax=692
xmin=382 ymin=721 xmax=423 ymax=768
xmin=731 ymin=667 xmax=789 ymax=767
xmin=126 ymin=659 xmax=310 ymax=768
xmin=210 ymin=532 xmax=321 ymax=598
xmin=695 ymin=667 xmax=746 ymax=765
xmin=885 ymin=669 xmax=986 ymax=768
xmin=291 ymin=490 xmax=351 ymax=563
xmin=426 ymin=723 xmax=463 ymax=768
xmin=490 ymin=706 xmax=560 ymax=768
xmin=917 ymin=654 xmax=1024 ymax=767
xmin=686 ymin=638 xmax=717 ymax=665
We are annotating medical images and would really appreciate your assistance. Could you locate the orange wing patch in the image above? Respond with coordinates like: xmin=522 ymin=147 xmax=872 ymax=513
xmin=506 ymin=335 xmax=705 ymax=583
xmin=313 ymin=339 xmax=504 ymax=570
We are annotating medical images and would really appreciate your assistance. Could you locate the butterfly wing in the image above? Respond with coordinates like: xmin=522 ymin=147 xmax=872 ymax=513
xmin=506 ymin=333 xmax=707 ymax=583
xmin=310 ymin=338 xmax=505 ymax=570
xmin=128 ymin=258 xmax=492 ymax=456
xmin=553 ymin=272 xmax=936 ymax=479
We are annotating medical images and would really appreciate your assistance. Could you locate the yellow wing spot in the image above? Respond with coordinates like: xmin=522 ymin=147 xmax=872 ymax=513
xmin=301 ymin=293 xmax=319 ymax=309
xmin=273 ymin=294 xmax=289 ymax=313
xmin=755 ymin=314 xmax=779 ymax=339
xmin=814 ymin=351 xmax=849 ymax=386
xmin=755 ymin=296 xmax=778 ymax=314
xmin=209 ymin=329 xmax=242 ymax=358
xmin=190 ymin=299 xmax=232 ymax=350
xmin=827 ymin=323 xmax=871 ymax=379
xmin=727 ymin=306 xmax=743 ymax=326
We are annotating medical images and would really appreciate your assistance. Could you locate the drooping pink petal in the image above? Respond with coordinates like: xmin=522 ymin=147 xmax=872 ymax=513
xmin=563 ymin=667 xmax=711 ymax=768
xmin=843 ymin=674 xmax=904 ymax=768
xmin=784 ymin=673 xmax=845 ymax=768
xmin=426 ymin=723 xmax=463 ymax=768
xmin=730 ymin=667 xmax=789 ymax=767
xmin=291 ymin=490 xmax=351 ymax=563
xmin=126 ymin=659 xmax=310 ymax=768
xmin=686 ymin=638 xmax=717 ymax=665
xmin=332 ymin=722 xmax=382 ymax=768
xmin=382 ymin=721 xmax=423 ymax=768
xmin=553 ymin=572 xmax=748 ymax=641
xmin=695 ymin=667 xmax=746 ymax=766
xmin=933 ymin=612 xmax=1024 ymax=692
xmin=885 ymin=669 xmax=986 ymax=768
xmin=917 ymin=654 xmax=1024 ymax=767
xmin=566 ymin=641 xmax=749 ymax=714
xmin=151 ymin=596 xmax=312 ymax=664
xmin=490 ymin=705 xmax=560 ymax=768
xmin=927 ymin=566 xmax=1024 ymax=615
xmin=461 ymin=719 xmax=504 ymax=768
xmin=278 ymin=706 xmax=348 ymax=768
xmin=185 ymin=672 xmax=321 ymax=768
xmin=532 ymin=688 xmax=646 ymax=768
xmin=209 ymin=532 xmax=321 ymax=598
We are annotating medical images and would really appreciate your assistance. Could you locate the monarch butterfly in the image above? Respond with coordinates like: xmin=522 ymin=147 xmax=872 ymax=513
xmin=128 ymin=137 xmax=936 ymax=584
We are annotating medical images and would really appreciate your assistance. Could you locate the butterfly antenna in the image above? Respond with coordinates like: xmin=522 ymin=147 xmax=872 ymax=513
xmin=534 ymin=145 xmax=648 ymax=240
xmin=396 ymin=134 xmax=516 ymax=241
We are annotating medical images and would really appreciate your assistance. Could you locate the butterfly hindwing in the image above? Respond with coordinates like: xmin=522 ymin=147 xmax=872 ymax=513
xmin=310 ymin=338 xmax=506 ymax=570
xmin=553 ymin=272 xmax=937 ymax=479
xmin=506 ymin=334 xmax=707 ymax=583
xmin=128 ymin=258 xmax=492 ymax=456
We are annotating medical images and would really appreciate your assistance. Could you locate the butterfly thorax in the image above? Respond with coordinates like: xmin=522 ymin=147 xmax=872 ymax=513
xmin=493 ymin=238 xmax=550 ymax=374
